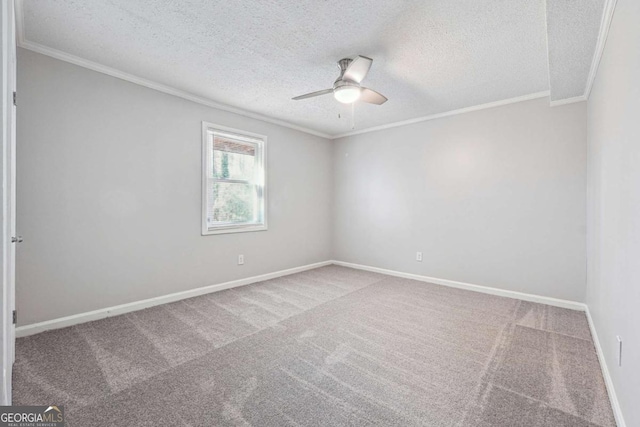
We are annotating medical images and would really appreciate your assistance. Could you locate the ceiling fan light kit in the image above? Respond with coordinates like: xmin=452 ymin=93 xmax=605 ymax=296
xmin=334 ymin=84 xmax=361 ymax=104
xmin=293 ymin=55 xmax=388 ymax=106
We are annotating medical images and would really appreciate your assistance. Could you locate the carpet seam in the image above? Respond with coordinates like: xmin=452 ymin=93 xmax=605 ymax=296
xmin=13 ymin=267 xmax=613 ymax=426
xmin=457 ymin=297 xmax=524 ymax=426
xmin=515 ymin=324 xmax=597 ymax=346
xmin=64 ymin=269 xmax=391 ymax=409
xmin=490 ymin=383 xmax=609 ymax=427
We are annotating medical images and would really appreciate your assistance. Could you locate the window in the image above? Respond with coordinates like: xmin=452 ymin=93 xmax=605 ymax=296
xmin=202 ymin=122 xmax=267 ymax=235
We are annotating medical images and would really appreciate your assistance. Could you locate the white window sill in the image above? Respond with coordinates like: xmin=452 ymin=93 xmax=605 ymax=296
xmin=202 ymin=224 xmax=268 ymax=236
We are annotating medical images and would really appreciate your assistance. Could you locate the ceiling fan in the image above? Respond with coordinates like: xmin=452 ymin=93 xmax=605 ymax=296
xmin=292 ymin=56 xmax=388 ymax=105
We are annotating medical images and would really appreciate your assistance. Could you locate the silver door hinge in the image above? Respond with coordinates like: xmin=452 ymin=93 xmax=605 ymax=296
xmin=12 ymin=310 xmax=16 ymax=324
xmin=13 ymin=91 xmax=16 ymax=106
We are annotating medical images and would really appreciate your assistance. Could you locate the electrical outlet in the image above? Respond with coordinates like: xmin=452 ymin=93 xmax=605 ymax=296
xmin=416 ymin=252 xmax=423 ymax=262
xmin=238 ymin=254 xmax=244 ymax=265
xmin=616 ymin=336 xmax=622 ymax=367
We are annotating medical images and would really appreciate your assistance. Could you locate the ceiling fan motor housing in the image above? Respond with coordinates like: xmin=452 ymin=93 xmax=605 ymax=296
xmin=336 ymin=58 xmax=360 ymax=87
xmin=333 ymin=79 xmax=360 ymax=91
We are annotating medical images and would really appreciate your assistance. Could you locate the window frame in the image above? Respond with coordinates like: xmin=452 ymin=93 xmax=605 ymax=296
xmin=201 ymin=122 xmax=268 ymax=235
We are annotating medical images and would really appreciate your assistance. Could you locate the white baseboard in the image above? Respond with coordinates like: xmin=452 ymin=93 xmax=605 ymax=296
xmin=15 ymin=259 xmax=624 ymax=425
xmin=15 ymin=260 xmax=332 ymax=338
xmin=331 ymin=260 xmax=586 ymax=311
xmin=585 ymin=307 xmax=626 ymax=427
xmin=16 ymin=259 xmax=586 ymax=335
xmin=333 ymin=260 xmax=626 ymax=424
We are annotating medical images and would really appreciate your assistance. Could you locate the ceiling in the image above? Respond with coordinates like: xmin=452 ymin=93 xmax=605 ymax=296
xmin=18 ymin=0 xmax=606 ymax=138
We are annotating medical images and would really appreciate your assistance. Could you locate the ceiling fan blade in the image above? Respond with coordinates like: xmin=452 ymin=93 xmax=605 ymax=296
xmin=343 ymin=56 xmax=373 ymax=83
xmin=360 ymin=87 xmax=388 ymax=105
xmin=292 ymin=89 xmax=333 ymax=100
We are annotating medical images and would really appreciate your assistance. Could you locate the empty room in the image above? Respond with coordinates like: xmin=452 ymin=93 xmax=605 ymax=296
xmin=0 ymin=0 xmax=637 ymax=426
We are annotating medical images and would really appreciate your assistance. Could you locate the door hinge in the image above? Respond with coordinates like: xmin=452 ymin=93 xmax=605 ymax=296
xmin=12 ymin=91 xmax=16 ymax=106
xmin=12 ymin=310 xmax=16 ymax=324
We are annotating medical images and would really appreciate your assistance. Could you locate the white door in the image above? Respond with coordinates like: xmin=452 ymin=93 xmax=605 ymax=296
xmin=1 ymin=0 xmax=16 ymax=406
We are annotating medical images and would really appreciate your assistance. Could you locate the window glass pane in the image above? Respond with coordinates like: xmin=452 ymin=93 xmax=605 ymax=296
xmin=203 ymin=125 xmax=266 ymax=234
xmin=208 ymin=181 xmax=257 ymax=224
xmin=212 ymin=137 xmax=256 ymax=181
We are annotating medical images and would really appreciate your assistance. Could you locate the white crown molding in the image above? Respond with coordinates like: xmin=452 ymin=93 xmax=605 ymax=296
xmin=549 ymin=95 xmax=588 ymax=107
xmin=16 ymin=0 xmax=553 ymax=141
xmin=14 ymin=1 xmax=331 ymax=139
xmin=14 ymin=0 xmax=24 ymax=45
xmin=584 ymin=0 xmax=618 ymax=99
xmin=331 ymin=91 xmax=551 ymax=139
xmin=585 ymin=306 xmax=627 ymax=427
xmin=17 ymin=40 xmax=333 ymax=139
xmin=332 ymin=260 xmax=586 ymax=310
xmin=17 ymin=33 xmax=554 ymax=143
xmin=542 ymin=0 xmax=553 ymax=103
xmin=15 ymin=0 xmax=609 ymax=140
xmin=16 ymin=260 xmax=333 ymax=337
xmin=544 ymin=0 xmax=616 ymax=108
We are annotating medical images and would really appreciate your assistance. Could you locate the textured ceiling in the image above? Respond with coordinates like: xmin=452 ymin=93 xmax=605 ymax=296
xmin=19 ymin=0 xmax=604 ymax=137
xmin=547 ymin=0 xmax=605 ymax=101
xmin=546 ymin=0 xmax=605 ymax=102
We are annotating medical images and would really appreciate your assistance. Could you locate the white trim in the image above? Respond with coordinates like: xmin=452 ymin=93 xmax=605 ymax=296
xmin=549 ymin=95 xmax=588 ymax=107
xmin=16 ymin=0 xmax=554 ymax=141
xmin=17 ymin=40 xmax=331 ymax=139
xmin=201 ymin=122 xmax=268 ymax=236
xmin=544 ymin=0 xmax=616 ymax=105
xmin=1 ymin=0 xmax=17 ymax=406
xmin=584 ymin=0 xmax=618 ymax=99
xmin=15 ymin=259 xmax=588 ymax=338
xmin=14 ymin=0 xmax=331 ymax=140
xmin=542 ymin=0 xmax=553 ymax=104
xmin=16 ymin=35 xmax=556 ymax=142
xmin=15 ymin=41 xmax=553 ymax=142
xmin=331 ymin=91 xmax=551 ymax=139
xmin=15 ymin=261 xmax=332 ymax=337
xmin=14 ymin=0 xmax=23 ymax=46
xmin=331 ymin=260 xmax=586 ymax=311
xmin=11 ymin=259 xmax=627 ymax=425
xmin=584 ymin=306 xmax=627 ymax=427
xmin=14 ymin=0 xmax=618 ymax=139
xmin=0 ymin=0 xmax=8 ymax=406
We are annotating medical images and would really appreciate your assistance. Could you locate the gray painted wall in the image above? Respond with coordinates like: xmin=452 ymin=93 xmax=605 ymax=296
xmin=587 ymin=0 xmax=640 ymax=425
xmin=14 ymin=9 xmax=636 ymax=424
xmin=17 ymin=48 xmax=590 ymax=328
xmin=16 ymin=49 xmax=333 ymax=325
xmin=333 ymin=98 xmax=587 ymax=301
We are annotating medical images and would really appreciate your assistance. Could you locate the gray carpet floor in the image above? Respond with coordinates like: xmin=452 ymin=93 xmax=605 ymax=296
xmin=13 ymin=265 xmax=616 ymax=426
